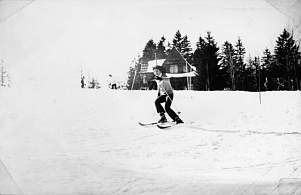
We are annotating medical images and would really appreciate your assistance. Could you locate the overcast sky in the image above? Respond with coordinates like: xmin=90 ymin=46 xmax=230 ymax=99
xmin=0 ymin=0 xmax=299 ymax=88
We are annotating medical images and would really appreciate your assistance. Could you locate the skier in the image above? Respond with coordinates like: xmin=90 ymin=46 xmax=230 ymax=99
xmin=153 ymin=66 xmax=184 ymax=124
xmin=81 ymin=76 xmax=86 ymax=88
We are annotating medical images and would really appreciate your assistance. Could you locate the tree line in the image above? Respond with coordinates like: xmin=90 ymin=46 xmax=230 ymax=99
xmin=127 ymin=29 xmax=301 ymax=91
xmin=0 ymin=59 xmax=10 ymax=87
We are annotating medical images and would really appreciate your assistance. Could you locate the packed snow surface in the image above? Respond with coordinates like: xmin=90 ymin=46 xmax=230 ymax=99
xmin=0 ymin=88 xmax=301 ymax=194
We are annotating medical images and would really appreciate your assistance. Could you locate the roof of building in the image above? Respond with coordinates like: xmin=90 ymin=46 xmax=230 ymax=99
xmin=139 ymin=47 xmax=196 ymax=76
xmin=146 ymin=59 xmax=165 ymax=73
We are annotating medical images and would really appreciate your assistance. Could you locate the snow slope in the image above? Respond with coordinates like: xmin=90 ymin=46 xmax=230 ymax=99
xmin=0 ymin=88 xmax=301 ymax=194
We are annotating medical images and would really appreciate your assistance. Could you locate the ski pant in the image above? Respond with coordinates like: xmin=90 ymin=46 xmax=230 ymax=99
xmin=155 ymin=94 xmax=178 ymax=120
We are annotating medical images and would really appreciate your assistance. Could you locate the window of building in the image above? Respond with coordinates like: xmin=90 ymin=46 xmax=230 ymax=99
xmin=183 ymin=65 xmax=188 ymax=73
xmin=170 ymin=65 xmax=178 ymax=73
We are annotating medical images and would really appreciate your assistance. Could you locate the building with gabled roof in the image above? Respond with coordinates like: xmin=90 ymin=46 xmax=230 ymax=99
xmin=139 ymin=47 xmax=197 ymax=90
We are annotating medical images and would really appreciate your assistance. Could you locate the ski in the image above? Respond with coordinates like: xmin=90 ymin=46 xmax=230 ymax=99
xmin=157 ymin=122 xmax=179 ymax=129
xmin=139 ymin=121 xmax=176 ymax=128
xmin=138 ymin=122 xmax=158 ymax=127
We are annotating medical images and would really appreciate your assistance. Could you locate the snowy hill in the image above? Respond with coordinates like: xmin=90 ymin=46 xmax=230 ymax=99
xmin=0 ymin=88 xmax=301 ymax=194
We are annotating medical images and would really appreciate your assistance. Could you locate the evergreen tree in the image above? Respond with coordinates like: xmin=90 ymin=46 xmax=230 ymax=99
xmin=261 ymin=48 xmax=273 ymax=90
xmin=254 ymin=56 xmax=261 ymax=92
xmin=205 ymin=32 xmax=222 ymax=90
xmin=181 ymin=35 xmax=193 ymax=63
xmin=272 ymin=29 xmax=301 ymax=90
xmin=261 ymin=49 xmax=273 ymax=69
xmin=220 ymin=41 xmax=235 ymax=90
xmin=233 ymin=37 xmax=246 ymax=90
xmin=244 ymin=56 xmax=256 ymax=91
xmin=142 ymin=39 xmax=157 ymax=63
xmin=193 ymin=36 xmax=206 ymax=90
xmin=192 ymin=32 xmax=221 ymax=90
xmin=244 ymin=56 xmax=266 ymax=92
xmin=172 ymin=30 xmax=183 ymax=52
xmin=171 ymin=30 xmax=193 ymax=64
xmin=0 ymin=60 xmax=10 ymax=87
xmin=156 ymin=36 xmax=167 ymax=59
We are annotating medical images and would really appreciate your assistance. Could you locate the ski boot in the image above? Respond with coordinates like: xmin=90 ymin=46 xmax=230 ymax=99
xmin=158 ymin=113 xmax=167 ymax=123
xmin=174 ymin=116 xmax=184 ymax=124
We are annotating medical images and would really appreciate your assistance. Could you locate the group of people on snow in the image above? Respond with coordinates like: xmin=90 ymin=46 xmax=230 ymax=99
xmin=80 ymin=74 xmax=120 ymax=89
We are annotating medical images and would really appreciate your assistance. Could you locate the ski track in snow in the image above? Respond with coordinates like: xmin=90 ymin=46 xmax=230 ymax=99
xmin=187 ymin=125 xmax=301 ymax=136
xmin=0 ymin=88 xmax=301 ymax=194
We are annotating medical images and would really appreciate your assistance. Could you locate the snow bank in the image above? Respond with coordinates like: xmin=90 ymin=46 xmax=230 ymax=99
xmin=0 ymin=88 xmax=300 ymax=194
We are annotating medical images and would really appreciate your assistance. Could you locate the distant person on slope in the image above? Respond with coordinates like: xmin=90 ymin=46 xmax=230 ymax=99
xmin=108 ymin=74 xmax=117 ymax=89
xmin=81 ymin=76 xmax=86 ymax=88
xmin=153 ymin=66 xmax=184 ymax=124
